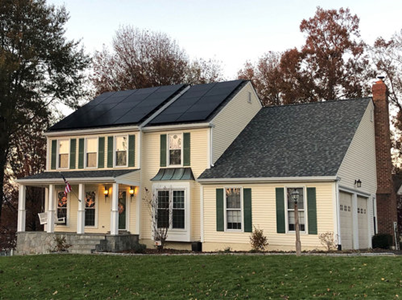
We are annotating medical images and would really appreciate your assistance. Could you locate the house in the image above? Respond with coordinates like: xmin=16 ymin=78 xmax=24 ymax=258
xmin=15 ymin=78 xmax=397 ymax=254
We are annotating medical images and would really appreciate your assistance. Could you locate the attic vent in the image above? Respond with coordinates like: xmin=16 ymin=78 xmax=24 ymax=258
xmin=248 ymin=92 xmax=252 ymax=104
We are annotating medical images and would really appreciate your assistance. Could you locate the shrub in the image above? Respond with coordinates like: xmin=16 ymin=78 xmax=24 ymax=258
xmin=372 ymin=234 xmax=393 ymax=249
xmin=51 ymin=235 xmax=71 ymax=252
xmin=249 ymin=226 xmax=269 ymax=252
xmin=318 ymin=232 xmax=338 ymax=251
xmin=133 ymin=243 xmax=147 ymax=254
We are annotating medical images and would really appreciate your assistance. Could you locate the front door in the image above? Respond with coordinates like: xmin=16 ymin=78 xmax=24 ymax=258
xmin=118 ymin=191 xmax=127 ymax=230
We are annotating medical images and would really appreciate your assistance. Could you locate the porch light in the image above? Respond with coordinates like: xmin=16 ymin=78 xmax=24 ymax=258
xmin=354 ymin=179 xmax=362 ymax=188
xmin=291 ymin=189 xmax=300 ymax=204
xmin=129 ymin=186 xmax=134 ymax=199
xmin=104 ymin=187 xmax=109 ymax=198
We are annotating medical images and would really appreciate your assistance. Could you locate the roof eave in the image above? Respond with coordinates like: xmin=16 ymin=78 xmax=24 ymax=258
xmin=44 ymin=125 xmax=141 ymax=137
xmin=197 ymin=176 xmax=338 ymax=185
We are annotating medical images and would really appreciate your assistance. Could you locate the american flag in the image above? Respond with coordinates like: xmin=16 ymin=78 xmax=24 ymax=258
xmin=60 ymin=174 xmax=72 ymax=196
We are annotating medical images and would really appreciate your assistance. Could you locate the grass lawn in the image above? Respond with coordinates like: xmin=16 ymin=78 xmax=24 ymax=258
xmin=1 ymin=254 xmax=402 ymax=299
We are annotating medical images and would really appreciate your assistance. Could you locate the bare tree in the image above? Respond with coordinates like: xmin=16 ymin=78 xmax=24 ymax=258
xmin=143 ymin=187 xmax=171 ymax=250
xmin=92 ymin=26 xmax=223 ymax=95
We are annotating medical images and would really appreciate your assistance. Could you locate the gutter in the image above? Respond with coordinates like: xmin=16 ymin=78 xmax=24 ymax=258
xmin=142 ymin=122 xmax=213 ymax=132
xmin=44 ymin=125 xmax=140 ymax=137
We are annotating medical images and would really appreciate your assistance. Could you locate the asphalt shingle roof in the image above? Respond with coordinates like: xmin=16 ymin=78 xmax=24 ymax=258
xmin=199 ymin=98 xmax=371 ymax=179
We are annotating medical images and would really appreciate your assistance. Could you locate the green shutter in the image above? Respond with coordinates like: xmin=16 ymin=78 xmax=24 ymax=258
xmin=216 ymin=188 xmax=224 ymax=231
xmin=307 ymin=187 xmax=317 ymax=234
xmin=78 ymin=138 xmax=84 ymax=169
xmin=183 ymin=132 xmax=190 ymax=166
xmin=128 ymin=135 xmax=135 ymax=167
xmin=98 ymin=137 xmax=105 ymax=168
xmin=160 ymin=134 xmax=167 ymax=167
xmin=69 ymin=139 xmax=76 ymax=169
xmin=276 ymin=187 xmax=286 ymax=233
xmin=243 ymin=188 xmax=252 ymax=232
xmin=107 ymin=136 xmax=113 ymax=168
xmin=51 ymin=140 xmax=57 ymax=170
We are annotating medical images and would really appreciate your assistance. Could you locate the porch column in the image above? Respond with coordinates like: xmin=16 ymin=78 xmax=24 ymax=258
xmin=77 ymin=183 xmax=85 ymax=234
xmin=47 ymin=184 xmax=55 ymax=233
xmin=17 ymin=184 xmax=26 ymax=232
xmin=110 ymin=183 xmax=119 ymax=235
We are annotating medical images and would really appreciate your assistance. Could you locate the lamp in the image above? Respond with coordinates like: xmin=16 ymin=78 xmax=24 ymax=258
xmin=129 ymin=186 xmax=134 ymax=199
xmin=104 ymin=187 xmax=109 ymax=199
xmin=354 ymin=179 xmax=362 ymax=188
xmin=291 ymin=189 xmax=301 ymax=256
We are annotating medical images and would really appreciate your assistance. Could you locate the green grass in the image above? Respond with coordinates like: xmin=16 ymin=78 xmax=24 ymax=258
xmin=1 ymin=254 xmax=402 ymax=299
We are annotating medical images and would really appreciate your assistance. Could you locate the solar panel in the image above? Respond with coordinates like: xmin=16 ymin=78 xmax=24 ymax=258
xmin=149 ymin=80 xmax=245 ymax=125
xmin=49 ymin=84 xmax=186 ymax=131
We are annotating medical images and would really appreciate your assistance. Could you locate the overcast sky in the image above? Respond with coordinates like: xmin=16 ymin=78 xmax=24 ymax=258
xmin=47 ymin=0 xmax=402 ymax=80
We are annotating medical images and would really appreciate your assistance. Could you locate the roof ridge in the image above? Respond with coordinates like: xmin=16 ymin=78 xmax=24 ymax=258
xmin=262 ymin=97 xmax=371 ymax=110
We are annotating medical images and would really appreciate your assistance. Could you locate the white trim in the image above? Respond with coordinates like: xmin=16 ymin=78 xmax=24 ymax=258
xmin=167 ymin=132 xmax=183 ymax=167
xmin=84 ymin=186 xmax=98 ymax=229
xmin=57 ymin=139 xmax=70 ymax=170
xmin=207 ymin=126 xmax=212 ymax=168
xmin=198 ymin=176 xmax=337 ymax=184
xmin=152 ymin=182 xmax=191 ymax=242
xmin=200 ymin=185 xmax=204 ymax=243
xmin=44 ymin=125 xmax=140 ymax=137
xmin=142 ymin=122 xmax=212 ymax=132
xmin=223 ymin=186 xmax=243 ymax=232
xmin=84 ymin=137 xmax=98 ymax=169
xmin=334 ymin=180 xmax=341 ymax=246
xmin=338 ymin=185 xmax=371 ymax=197
xmin=114 ymin=134 xmax=129 ymax=168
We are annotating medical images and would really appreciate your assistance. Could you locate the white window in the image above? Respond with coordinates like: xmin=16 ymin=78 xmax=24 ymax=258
xmin=58 ymin=140 xmax=69 ymax=169
xmin=225 ymin=188 xmax=242 ymax=230
xmin=168 ymin=133 xmax=182 ymax=166
xmin=287 ymin=187 xmax=305 ymax=232
xmin=57 ymin=191 xmax=68 ymax=225
xmin=86 ymin=138 xmax=97 ymax=168
xmin=85 ymin=191 xmax=96 ymax=226
xmin=115 ymin=136 xmax=127 ymax=167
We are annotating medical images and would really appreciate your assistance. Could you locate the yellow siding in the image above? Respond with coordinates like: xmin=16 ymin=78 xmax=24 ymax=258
xmin=337 ymin=101 xmax=377 ymax=195
xmin=211 ymin=82 xmax=261 ymax=163
xmin=140 ymin=128 xmax=208 ymax=242
xmin=202 ymin=183 xmax=335 ymax=252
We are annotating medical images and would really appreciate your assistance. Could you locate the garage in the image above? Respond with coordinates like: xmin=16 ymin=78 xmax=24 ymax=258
xmin=339 ymin=191 xmax=353 ymax=250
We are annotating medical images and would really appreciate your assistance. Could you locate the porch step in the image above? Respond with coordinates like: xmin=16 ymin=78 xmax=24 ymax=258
xmin=67 ymin=234 xmax=106 ymax=254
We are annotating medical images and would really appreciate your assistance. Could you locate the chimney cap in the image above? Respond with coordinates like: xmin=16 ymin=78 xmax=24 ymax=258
xmin=377 ymin=75 xmax=385 ymax=81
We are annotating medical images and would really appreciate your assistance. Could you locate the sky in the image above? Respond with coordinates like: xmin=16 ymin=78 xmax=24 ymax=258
xmin=47 ymin=0 xmax=402 ymax=80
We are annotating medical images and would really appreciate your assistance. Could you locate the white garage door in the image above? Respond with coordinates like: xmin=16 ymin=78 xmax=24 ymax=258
xmin=340 ymin=192 xmax=353 ymax=250
xmin=357 ymin=196 xmax=369 ymax=249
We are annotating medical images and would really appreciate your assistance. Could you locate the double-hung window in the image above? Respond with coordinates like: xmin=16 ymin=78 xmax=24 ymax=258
xmin=58 ymin=140 xmax=69 ymax=169
xmin=86 ymin=138 xmax=97 ymax=168
xmin=115 ymin=136 xmax=128 ymax=167
xmin=168 ymin=133 xmax=182 ymax=165
xmin=287 ymin=187 xmax=305 ymax=232
xmin=85 ymin=191 xmax=96 ymax=226
xmin=156 ymin=189 xmax=186 ymax=230
xmin=226 ymin=188 xmax=242 ymax=230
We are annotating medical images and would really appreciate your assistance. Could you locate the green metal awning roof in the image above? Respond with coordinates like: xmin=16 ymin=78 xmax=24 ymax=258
xmin=151 ymin=168 xmax=195 ymax=181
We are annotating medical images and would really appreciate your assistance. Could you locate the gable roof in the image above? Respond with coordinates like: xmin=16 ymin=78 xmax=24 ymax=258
xmin=48 ymin=84 xmax=186 ymax=131
xmin=48 ymin=80 xmax=248 ymax=132
xmin=199 ymin=98 xmax=371 ymax=180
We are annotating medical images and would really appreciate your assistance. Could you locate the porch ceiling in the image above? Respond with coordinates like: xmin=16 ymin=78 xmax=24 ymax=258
xmin=16 ymin=170 xmax=140 ymax=186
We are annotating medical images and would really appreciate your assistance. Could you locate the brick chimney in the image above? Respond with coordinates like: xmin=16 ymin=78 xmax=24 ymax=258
xmin=373 ymin=78 xmax=398 ymax=237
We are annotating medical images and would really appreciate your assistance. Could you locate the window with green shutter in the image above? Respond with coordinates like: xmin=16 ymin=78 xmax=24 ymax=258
xmin=183 ymin=132 xmax=190 ymax=166
xmin=160 ymin=134 xmax=167 ymax=167
xmin=216 ymin=188 xmax=224 ymax=231
xmin=243 ymin=188 xmax=252 ymax=232
xmin=307 ymin=187 xmax=317 ymax=234
xmin=128 ymin=135 xmax=135 ymax=167
xmin=98 ymin=137 xmax=105 ymax=168
xmin=51 ymin=140 xmax=57 ymax=170
xmin=276 ymin=188 xmax=285 ymax=233
xmin=69 ymin=139 xmax=76 ymax=169
xmin=107 ymin=136 xmax=113 ymax=168
xmin=78 ymin=138 xmax=84 ymax=169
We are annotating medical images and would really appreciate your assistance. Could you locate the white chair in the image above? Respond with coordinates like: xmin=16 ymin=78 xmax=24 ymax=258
xmin=38 ymin=213 xmax=66 ymax=225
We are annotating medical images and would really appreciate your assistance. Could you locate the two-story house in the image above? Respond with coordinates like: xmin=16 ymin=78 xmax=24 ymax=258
xmin=15 ymin=78 xmax=397 ymax=254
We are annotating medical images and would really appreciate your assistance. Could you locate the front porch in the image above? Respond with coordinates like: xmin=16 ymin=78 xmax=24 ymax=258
xmin=16 ymin=170 xmax=142 ymax=254
xmin=16 ymin=232 xmax=139 ymax=254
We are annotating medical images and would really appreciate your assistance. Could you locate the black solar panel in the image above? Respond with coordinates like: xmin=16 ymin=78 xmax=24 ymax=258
xmin=149 ymin=80 xmax=246 ymax=125
xmin=49 ymin=84 xmax=186 ymax=131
